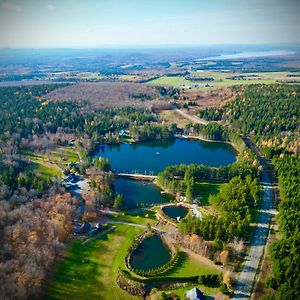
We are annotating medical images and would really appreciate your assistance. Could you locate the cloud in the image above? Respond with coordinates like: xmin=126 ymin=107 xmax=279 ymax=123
xmin=1 ymin=1 xmax=22 ymax=12
xmin=46 ymin=4 xmax=56 ymax=11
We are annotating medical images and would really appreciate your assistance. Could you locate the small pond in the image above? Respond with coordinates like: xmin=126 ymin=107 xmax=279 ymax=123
xmin=130 ymin=235 xmax=171 ymax=271
xmin=95 ymin=138 xmax=237 ymax=175
xmin=162 ymin=205 xmax=189 ymax=221
xmin=115 ymin=178 xmax=173 ymax=209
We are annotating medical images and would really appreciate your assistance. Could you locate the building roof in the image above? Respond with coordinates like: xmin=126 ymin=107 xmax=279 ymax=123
xmin=185 ymin=287 xmax=205 ymax=300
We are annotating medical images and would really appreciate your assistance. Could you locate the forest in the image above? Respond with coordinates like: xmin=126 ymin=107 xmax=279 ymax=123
xmin=268 ymin=155 xmax=300 ymax=299
xmin=198 ymin=84 xmax=300 ymax=137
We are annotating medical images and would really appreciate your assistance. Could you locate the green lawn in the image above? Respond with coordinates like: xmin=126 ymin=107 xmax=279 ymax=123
xmin=108 ymin=208 xmax=158 ymax=225
xmin=46 ymin=225 xmax=143 ymax=300
xmin=194 ymin=182 xmax=223 ymax=205
xmin=166 ymin=251 xmax=219 ymax=278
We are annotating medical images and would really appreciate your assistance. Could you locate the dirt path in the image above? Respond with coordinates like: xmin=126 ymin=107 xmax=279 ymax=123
xmin=173 ymin=108 xmax=209 ymax=125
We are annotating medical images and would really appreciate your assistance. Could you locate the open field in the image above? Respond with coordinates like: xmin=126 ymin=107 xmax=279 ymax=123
xmin=160 ymin=110 xmax=192 ymax=128
xmin=195 ymin=182 xmax=223 ymax=206
xmin=148 ymin=71 xmax=300 ymax=90
xmin=148 ymin=76 xmax=195 ymax=87
xmin=46 ymin=224 xmax=221 ymax=300
xmin=22 ymin=151 xmax=62 ymax=179
xmin=46 ymin=225 xmax=142 ymax=300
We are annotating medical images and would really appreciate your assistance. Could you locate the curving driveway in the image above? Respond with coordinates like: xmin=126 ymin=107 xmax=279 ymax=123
xmin=232 ymin=140 xmax=275 ymax=299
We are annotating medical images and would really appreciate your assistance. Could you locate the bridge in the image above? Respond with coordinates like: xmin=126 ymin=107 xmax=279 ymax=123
xmin=115 ymin=173 xmax=156 ymax=181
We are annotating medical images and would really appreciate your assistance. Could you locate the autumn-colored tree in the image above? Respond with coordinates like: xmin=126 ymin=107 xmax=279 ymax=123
xmin=220 ymin=250 xmax=229 ymax=266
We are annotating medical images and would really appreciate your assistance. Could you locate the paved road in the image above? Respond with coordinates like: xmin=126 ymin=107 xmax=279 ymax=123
xmin=232 ymin=141 xmax=275 ymax=299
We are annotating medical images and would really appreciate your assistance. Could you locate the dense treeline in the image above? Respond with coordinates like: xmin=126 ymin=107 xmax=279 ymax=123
xmin=130 ymin=123 xmax=177 ymax=141
xmin=185 ymin=123 xmax=247 ymax=152
xmin=187 ymin=123 xmax=230 ymax=141
xmin=198 ymin=85 xmax=300 ymax=136
xmin=178 ymin=175 xmax=260 ymax=242
xmin=268 ymin=155 xmax=300 ymax=299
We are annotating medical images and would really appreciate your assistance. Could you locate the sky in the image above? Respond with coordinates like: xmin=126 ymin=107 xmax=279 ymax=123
xmin=0 ymin=0 xmax=299 ymax=48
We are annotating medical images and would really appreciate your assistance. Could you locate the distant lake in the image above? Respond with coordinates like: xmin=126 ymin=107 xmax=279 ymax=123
xmin=197 ymin=50 xmax=295 ymax=61
xmin=95 ymin=139 xmax=236 ymax=175
xmin=114 ymin=178 xmax=173 ymax=209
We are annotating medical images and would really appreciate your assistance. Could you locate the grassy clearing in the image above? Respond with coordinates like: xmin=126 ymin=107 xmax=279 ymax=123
xmin=21 ymin=146 xmax=79 ymax=180
xmin=45 ymin=225 xmax=143 ymax=300
xmin=22 ymin=151 xmax=62 ymax=179
xmin=194 ymin=182 xmax=223 ymax=206
xmin=160 ymin=110 xmax=191 ymax=129
xmin=51 ymin=146 xmax=79 ymax=167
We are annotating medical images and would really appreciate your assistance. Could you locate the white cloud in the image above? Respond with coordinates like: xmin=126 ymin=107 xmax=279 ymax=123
xmin=46 ymin=4 xmax=56 ymax=11
xmin=1 ymin=1 xmax=22 ymax=12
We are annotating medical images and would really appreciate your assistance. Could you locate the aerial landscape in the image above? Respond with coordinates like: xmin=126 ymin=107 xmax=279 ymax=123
xmin=0 ymin=1 xmax=299 ymax=300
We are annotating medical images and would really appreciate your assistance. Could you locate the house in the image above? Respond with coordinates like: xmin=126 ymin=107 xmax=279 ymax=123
xmin=79 ymin=222 xmax=92 ymax=235
xmin=68 ymin=162 xmax=78 ymax=168
xmin=185 ymin=288 xmax=205 ymax=300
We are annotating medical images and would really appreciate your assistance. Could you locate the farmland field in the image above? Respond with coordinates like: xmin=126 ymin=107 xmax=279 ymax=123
xmin=148 ymin=71 xmax=300 ymax=90
xmin=148 ymin=76 xmax=196 ymax=87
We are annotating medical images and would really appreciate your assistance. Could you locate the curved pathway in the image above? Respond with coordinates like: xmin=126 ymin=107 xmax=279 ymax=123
xmin=173 ymin=107 xmax=209 ymax=125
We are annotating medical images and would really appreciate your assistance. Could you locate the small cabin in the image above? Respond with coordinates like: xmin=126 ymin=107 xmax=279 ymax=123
xmin=185 ymin=287 xmax=205 ymax=300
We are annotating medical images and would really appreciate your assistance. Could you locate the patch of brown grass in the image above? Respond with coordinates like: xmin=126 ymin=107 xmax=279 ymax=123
xmin=45 ymin=82 xmax=167 ymax=109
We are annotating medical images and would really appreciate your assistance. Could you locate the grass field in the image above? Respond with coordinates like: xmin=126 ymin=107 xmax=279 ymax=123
xmin=160 ymin=110 xmax=191 ymax=129
xmin=46 ymin=225 xmax=142 ymax=300
xmin=148 ymin=76 xmax=195 ymax=87
xmin=46 ymin=224 xmax=221 ymax=299
xmin=21 ymin=146 xmax=79 ymax=180
xmin=195 ymin=182 xmax=223 ymax=206
xmin=22 ymin=151 xmax=62 ymax=179
xmin=148 ymin=71 xmax=300 ymax=90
